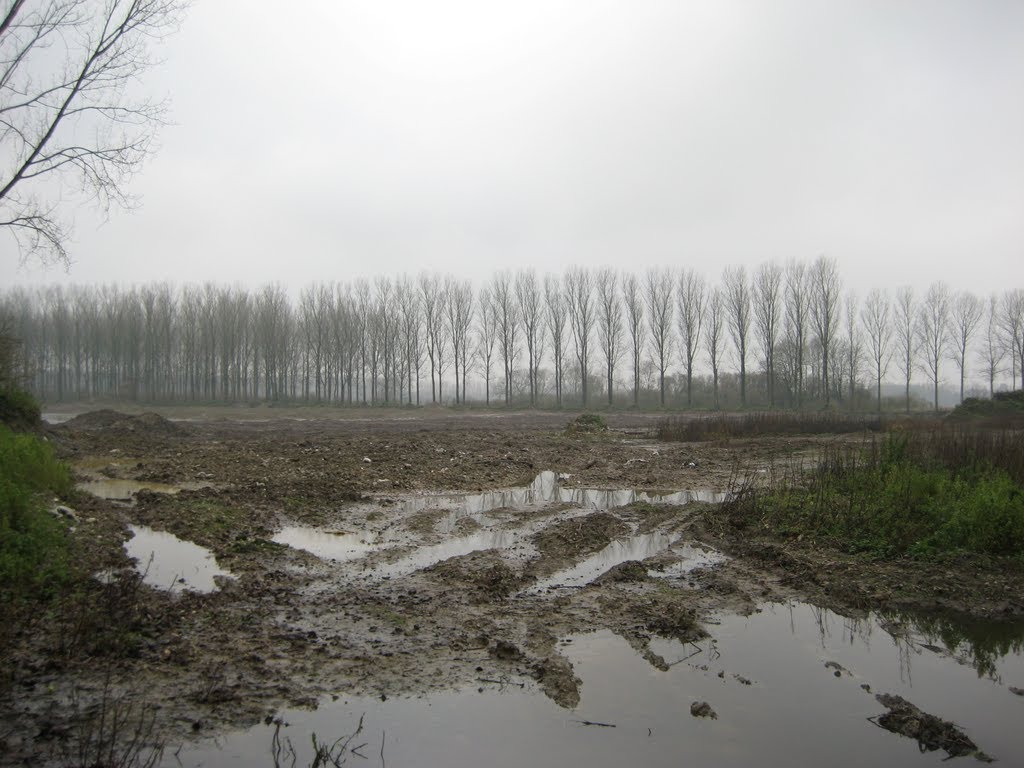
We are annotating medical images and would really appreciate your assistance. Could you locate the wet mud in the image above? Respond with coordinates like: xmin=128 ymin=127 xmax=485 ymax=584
xmin=3 ymin=408 xmax=1023 ymax=765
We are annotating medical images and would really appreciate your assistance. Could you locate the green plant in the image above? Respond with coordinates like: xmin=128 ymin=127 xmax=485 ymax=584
xmin=565 ymin=413 xmax=608 ymax=434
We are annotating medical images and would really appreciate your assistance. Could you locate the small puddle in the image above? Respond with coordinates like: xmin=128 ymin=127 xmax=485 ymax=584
xmin=124 ymin=524 xmax=232 ymax=593
xmin=78 ymin=478 xmax=209 ymax=501
xmin=373 ymin=528 xmax=530 ymax=579
xmin=176 ymin=604 xmax=1024 ymax=767
xmin=272 ymin=526 xmax=380 ymax=562
xmin=652 ymin=542 xmax=727 ymax=577
xmin=529 ymin=532 xmax=697 ymax=592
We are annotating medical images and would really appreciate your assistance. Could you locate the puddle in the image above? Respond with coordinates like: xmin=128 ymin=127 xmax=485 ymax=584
xmin=177 ymin=603 xmax=1024 ymax=767
xmin=652 ymin=542 xmax=727 ymax=577
xmin=41 ymin=412 xmax=80 ymax=424
xmin=124 ymin=524 xmax=232 ymax=593
xmin=78 ymin=478 xmax=209 ymax=501
xmin=395 ymin=472 xmax=728 ymax=534
xmin=373 ymin=528 xmax=532 ymax=579
xmin=272 ymin=526 xmax=380 ymax=562
xmin=529 ymin=532 xmax=680 ymax=592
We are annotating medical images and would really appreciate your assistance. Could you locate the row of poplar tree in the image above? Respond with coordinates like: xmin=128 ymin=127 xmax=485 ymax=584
xmin=2 ymin=257 xmax=1023 ymax=410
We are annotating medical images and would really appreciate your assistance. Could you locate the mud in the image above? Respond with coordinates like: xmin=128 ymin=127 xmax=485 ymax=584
xmin=3 ymin=407 xmax=1024 ymax=765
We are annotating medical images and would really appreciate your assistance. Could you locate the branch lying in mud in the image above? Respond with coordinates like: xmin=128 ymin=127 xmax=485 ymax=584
xmin=572 ymin=719 xmax=617 ymax=728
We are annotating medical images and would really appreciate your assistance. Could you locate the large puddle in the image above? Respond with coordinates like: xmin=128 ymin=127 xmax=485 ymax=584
xmin=124 ymin=525 xmax=232 ymax=593
xmin=78 ymin=478 xmax=210 ymax=501
xmin=272 ymin=526 xmax=382 ymax=562
xmin=176 ymin=602 xmax=1024 ymax=767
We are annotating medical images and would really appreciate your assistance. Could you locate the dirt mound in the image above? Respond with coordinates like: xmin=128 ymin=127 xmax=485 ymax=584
xmin=63 ymin=409 xmax=185 ymax=436
xmin=425 ymin=550 xmax=521 ymax=600
xmin=949 ymin=390 xmax=1024 ymax=425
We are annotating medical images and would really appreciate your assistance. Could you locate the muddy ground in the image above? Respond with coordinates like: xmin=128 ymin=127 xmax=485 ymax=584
xmin=3 ymin=408 xmax=1023 ymax=764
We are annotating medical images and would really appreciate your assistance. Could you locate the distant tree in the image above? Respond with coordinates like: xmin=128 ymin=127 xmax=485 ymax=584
xmin=809 ymin=256 xmax=841 ymax=407
xmin=419 ymin=274 xmax=444 ymax=403
xmin=979 ymin=294 xmax=1005 ymax=397
xmin=752 ymin=262 xmax=782 ymax=407
xmin=544 ymin=274 xmax=568 ymax=407
xmin=917 ymin=281 xmax=950 ymax=412
xmin=622 ymin=272 xmax=645 ymax=406
xmin=894 ymin=287 xmax=917 ymax=413
xmin=515 ymin=269 xmax=544 ymax=406
xmin=444 ymin=277 xmax=474 ymax=404
xmin=564 ymin=267 xmax=594 ymax=406
xmin=595 ymin=268 xmax=623 ymax=405
xmin=1002 ymin=289 xmax=1024 ymax=389
xmin=676 ymin=268 xmax=706 ymax=408
xmin=861 ymin=288 xmax=892 ymax=412
xmin=0 ymin=0 xmax=186 ymax=265
xmin=476 ymin=287 xmax=498 ymax=405
xmin=722 ymin=266 xmax=751 ymax=406
xmin=948 ymin=290 xmax=983 ymax=404
xmin=704 ymin=287 xmax=725 ymax=409
xmin=492 ymin=272 xmax=519 ymax=405
xmin=644 ymin=267 xmax=674 ymax=406
xmin=843 ymin=291 xmax=862 ymax=407
xmin=784 ymin=260 xmax=810 ymax=407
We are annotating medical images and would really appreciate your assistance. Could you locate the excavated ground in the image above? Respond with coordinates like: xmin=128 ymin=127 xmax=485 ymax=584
xmin=3 ymin=407 xmax=1023 ymax=765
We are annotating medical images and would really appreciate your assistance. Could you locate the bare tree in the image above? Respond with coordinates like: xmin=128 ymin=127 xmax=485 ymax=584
xmin=544 ymin=274 xmax=567 ymax=407
xmin=676 ymin=268 xmax=706 ymax=408
xmin=492 ymin=272 xmax=519 ymax=404
xmin=979 ymin=294 xmax=1005 ymax=397
xmin=752 ymin=262 xmax=782 ymax=407
xmin=515 ymin=269 xmax=544 ymax=406
xmin=1002 ymin=289 xmax=1024 ymax=389
xmin=593 ymin=268 xmax=623 ymax=406
xmin=948 ymin=290 xmax=983 ymax=404
xmin=843 ymin=291 xmax=862 ymax=407
xmin=1 ymin=0 xmax=185 ymax=264
xmin=861 ymin=288 xmax=891 ymax=412
xmin=784 ymin=260 xmax=810 ymax=407
xmin=917 ymin=281 xmax=950 ymax=413
xmin=396 ymin=277 xmax=422 ymax=404
xmin=444 ymin=277 xmax=474 ymax=404
xmin=419 ymin=274 xmax=443 ymax=403
xmin=704 ymin=287 xmax=725 ymax=409
xmin=476 ymin=286 xmax=498 ymax=405
xmin=809 ymin=256 xmax=842 ymax=407
xmin=894 ymin=287 xmax=917 ymax=413
xmin=722 ymin=266 xmax=751 ymax=406
xmin=564 ymin=267 xmax=594 ymax=406
xmin=644 ymin=267 xmax=673 ymax=406
xmin=622 ymin=272 xmax=645 ymax=407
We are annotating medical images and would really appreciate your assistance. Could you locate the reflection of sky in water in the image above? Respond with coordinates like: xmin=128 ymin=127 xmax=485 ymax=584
xmin=125 ymin=524 xmax=232 ymax=593
xmin=178 ymin=604 xmax=1024 ymax=768
xmin=272 ymin=526 xmax=380 ymax=562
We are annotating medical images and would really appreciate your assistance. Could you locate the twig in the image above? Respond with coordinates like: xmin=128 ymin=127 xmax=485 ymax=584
xmin=572 ymin=719 xmax=617 ymax=728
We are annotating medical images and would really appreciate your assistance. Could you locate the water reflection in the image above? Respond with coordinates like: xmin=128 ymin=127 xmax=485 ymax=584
xmin=78 ymin=478 xmax=210 ymax=501
xmin=529 ymin=532 xmax=679 ymax=592
xmin=375 ymin=529 xmax=528 ymax=579
xmin=272 ymin=526 xmax=380 ymax=562
xmin=124 ymin=524 xmax=232 ymax=593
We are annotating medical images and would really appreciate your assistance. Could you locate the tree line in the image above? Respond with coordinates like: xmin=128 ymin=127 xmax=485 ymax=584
xmin=3 ymin=258 xmax=1023 ymax=411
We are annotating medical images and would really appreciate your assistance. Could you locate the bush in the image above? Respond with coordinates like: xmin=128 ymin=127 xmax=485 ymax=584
xmin=0 ymin=425 xmax=73 ymax=605
xmin=565 ymin=413 xmax=608 ymax=434
xmin=0 ymin=386 xmax=40 ymax=429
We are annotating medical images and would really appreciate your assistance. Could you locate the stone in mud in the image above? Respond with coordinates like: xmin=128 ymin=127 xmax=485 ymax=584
xmin=872 ymin=693 xmax=992 ymax=762
xmin=533 ymin=654 xmax=581 ymax=709
xmin=690 ymin=701 xmax=717 ymax=719
xmin=489 ymin=640 xmax=524 ymax=661
xmin=594 ymin=560 xmax=650 ymax=584
xmin=1010 ymin=686 xmax=1024 ymax=696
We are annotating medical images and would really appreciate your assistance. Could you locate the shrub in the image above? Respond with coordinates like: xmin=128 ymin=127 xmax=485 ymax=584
xmin=565 ymin=413 xmax=608 ymax=434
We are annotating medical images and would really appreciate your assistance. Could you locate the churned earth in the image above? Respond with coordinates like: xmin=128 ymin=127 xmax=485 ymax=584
xmin=3 ymin=407 xmax=1023 ymax=765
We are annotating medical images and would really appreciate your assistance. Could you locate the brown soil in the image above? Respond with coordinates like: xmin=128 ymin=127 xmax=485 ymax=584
xmin=2 ymin=407 xmax=1022 ymax=764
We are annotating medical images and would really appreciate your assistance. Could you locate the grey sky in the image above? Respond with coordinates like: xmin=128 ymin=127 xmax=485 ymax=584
xmin=5 ymin=0 xmax=1024 ymax=297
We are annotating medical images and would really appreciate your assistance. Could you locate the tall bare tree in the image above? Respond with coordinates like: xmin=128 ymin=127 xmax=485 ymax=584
xmin=676 ymin=268 xmax=706 ymax=408
xmin=419 ymin=274 xmax=443 ymax=403
xmin=753 ymin=262 xmax=782 ymax=407
xmin=565 ymin=267 xmax=594 ymax=406
xmin=595 ymin=268 xmax=623 ymax=405
xmin=622 ymin=272 xmax=645 ymax=407
xmin=843 ymin=291 xmax=862 ymax=407
xmin=979 ymin=294 xmax=1005 ymax=397
xmin=1 ymin=0 xmax=186 ymax=264
xmin=809 ymin=256 xmax=842 ymax=406
xmin=492 ymin=272 xmax=519 ymax=405
xmin=644 ymin=267 xmax=673 ymax=406
xmin=476 ymin=286 xmax=498 ymax=405
xmin=784 ymin=260 xmax=810 ymax=407
xmin=1002 ymin=289 xmax=1024 ymax=389
xmin=704 ymin=287 xmax=725 ymax=409
xmin=722 ymin=266 xmax=751 ymax=406
xmin=917 ymin=281 xmax=950 ymax=413
xmin=444 ymin=277 xmax=474 ymax=405
xmin=948 ymin=290 xmax=983 ymax=404
xmin=515 ymin=269 xmax=544 ymax=406
xmin=894 ymin=287 xmax=917 ymax=413
xmin=861 ymin=288 xmax=891 ymax=412
xmin=544 ymin=274 xmax=568 ymax=407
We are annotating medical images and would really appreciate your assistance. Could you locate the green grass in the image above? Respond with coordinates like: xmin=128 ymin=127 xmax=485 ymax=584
xmin=0 ymin=424 xmax=73 ymax=604
xmin=730 ymin=428 xmax=1024 ymax=560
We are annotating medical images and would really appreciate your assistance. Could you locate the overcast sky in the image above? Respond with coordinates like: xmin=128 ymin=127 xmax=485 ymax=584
xmin=5 ymin=0 xmax=1024 ymax=298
